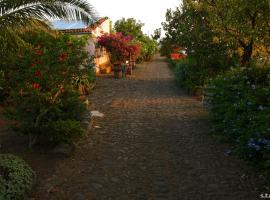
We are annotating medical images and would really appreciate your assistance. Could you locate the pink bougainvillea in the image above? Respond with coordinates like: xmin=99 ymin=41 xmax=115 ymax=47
xmin=97 ymin=33 xmax=141 ymax=63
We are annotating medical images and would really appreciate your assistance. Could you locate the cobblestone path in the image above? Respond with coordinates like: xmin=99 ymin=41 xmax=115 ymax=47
xmin=35 ymin=56 xmax=261 ymax=200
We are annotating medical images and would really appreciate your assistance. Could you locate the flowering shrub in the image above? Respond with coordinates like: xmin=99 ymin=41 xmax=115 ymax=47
xmin=97 ymin=33 xmax=140 ymax=63
xmin=5 ymin=30 xmax=93 ymax=146
xmin=206 ymin=67 xmax=270 ymax=169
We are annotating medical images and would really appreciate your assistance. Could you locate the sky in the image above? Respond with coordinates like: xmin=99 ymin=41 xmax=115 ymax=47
xmin=89 ymin=0 xmax=182 ymax=36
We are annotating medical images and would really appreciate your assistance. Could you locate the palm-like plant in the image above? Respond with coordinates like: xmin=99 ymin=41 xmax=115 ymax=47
xmin=0 ymin=0 xmax=97 ymax=29
xmin=0 ymin=0 xmax=97 ymax=68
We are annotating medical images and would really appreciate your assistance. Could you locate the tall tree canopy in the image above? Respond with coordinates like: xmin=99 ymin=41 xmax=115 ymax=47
xmin=162 ymin=0 xmax=270 ymax=67
xmin=204 ymin=0 xmax=270 ymax=66
xmin=114 ymin=18 xmax=144 ymax=39
xmin=162 ymin=0 xmax=229 ymax=70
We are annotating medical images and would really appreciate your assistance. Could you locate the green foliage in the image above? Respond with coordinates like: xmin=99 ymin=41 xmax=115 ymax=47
xmin=114 ymin=18 xmax=144 ymax=39
xmin=0 ymin=0 xmax=96 ymax=29
xmin=0 ymin=0 xmax=97 ymax=69
xmin=162 ymin=0 xmax=270 ymax=68
xmin=151 ymin=28 xmax=161 ymax=41
xmin=73 ymin=56 xmax=96 ymax=95
xmin=205 ymin=0 xmax=270 ymax=66
xmin=0 ymin=70 xmax=4 ymax=102
xmin=171 ymin=57 xmax=209 ymax=93
xmin=0 ymin=154 xmax=35 ymax=200
xmin=206 ymin=67 xmax=270 ymax=169
xmin=4 ymin=30 xmax=90 ymax=146
xmin=162 ymin=1 xmax=231 ymax=70
xmin=136 ymin=35 xmax=159 ymax=62
xmin=45 ymin=120 xmax=83 ymax=144
xmin=114 ymin=17 xmax=158 ymax=62
xmin=159 ymin=37 xmax=176 ymax=58
xmin=0 ymin=70 xmax=3 ymax=88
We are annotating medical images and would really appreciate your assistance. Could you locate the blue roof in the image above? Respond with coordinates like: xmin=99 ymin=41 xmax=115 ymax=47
xmin=51 ymin=20 xmax=88 ymax=30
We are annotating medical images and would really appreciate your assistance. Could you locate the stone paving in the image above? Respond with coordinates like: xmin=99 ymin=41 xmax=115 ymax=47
xmin=33 ymin=56 xmax=262 ymax=200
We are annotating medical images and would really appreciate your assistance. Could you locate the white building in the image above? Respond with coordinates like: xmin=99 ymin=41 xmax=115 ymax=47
xmin=52 ymin=17 xmax=112 ymax=74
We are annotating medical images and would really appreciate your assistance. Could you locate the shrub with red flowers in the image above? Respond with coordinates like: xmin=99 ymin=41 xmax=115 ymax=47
xmin=5 ymin=30 xmax=94 ymax=147
xmin=97 ymin=33 xmax=141 ymax=64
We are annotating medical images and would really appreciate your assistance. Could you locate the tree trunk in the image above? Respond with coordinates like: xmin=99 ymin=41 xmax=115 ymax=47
xmin=240 ymin=39 xmax=253 ymax=67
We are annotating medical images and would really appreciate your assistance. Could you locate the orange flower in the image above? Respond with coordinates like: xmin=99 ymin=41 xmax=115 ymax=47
xmin=59 ymin=53 xmax=68 ymax=62
xmin=60 ymin=87 xmax=65 ymax=93
xmin=32 ymin=83 xmax=40 ymax=89
xmin=34 ymin=70 xmax=42 ymax=77
xmin=35 ymin=50 xmax=43 ymax=56
xmin=35 ymin=59 xmax=42 ymax=64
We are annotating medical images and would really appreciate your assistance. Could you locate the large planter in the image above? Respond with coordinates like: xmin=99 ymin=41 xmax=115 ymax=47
xmin=113 ymin=65 xmax=122 ymax=79
xmin=126 ymin=66 xmax=132 ymax=75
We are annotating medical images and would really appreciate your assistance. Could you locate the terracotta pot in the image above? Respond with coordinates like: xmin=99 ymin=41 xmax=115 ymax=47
xmin=126 ymin=67 xmax=132 ymax=75
xmin=113 ymin=64 xmax=122 ymax=78
xmin=114 ymin=70 xmax=122 ymax=79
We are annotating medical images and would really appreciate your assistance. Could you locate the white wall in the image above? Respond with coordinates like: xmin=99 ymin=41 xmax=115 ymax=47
xmin=91 ymin=19 xmax=111 ymax=37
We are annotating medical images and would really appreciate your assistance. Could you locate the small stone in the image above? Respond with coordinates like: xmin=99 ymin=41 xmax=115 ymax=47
xmin=91 ymin=183 xmax=103 ymax=190
xmin=91 ymin=111 xmax=104 ymax=118
xmin=111 ymin=177 xmax=120 ymax=183
xmin=81 ymin=121 xmax=90 ymax=128
xmin=52 ymin=143 xmax=74 ymax=157
xmin=155 ymin=181 xmax=167 ymax=187
xmin=72 ymin=193 xmax=86 ymax=200
xmin=139 ymin=166 xmax=147 ymax=171
xmin=224 ymin=149 xmax=232 ymax=156
xmin=153 ymin=185 xmax=169 ymax=193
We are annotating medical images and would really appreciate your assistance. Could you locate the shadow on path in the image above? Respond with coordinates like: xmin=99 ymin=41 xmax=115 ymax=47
xmin=32 ymin=55 xmax=263 ymax=200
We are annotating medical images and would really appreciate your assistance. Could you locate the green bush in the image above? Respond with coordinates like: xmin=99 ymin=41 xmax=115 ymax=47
xmin=9 ymin=90 xmax=86 ymax=145
xmin=206 ymin=67 xmax=270 ymax=169
xmin=72 ymin=57 xmax=96 ymax=95
xmin=45 ymin=120 xmax=83 ymax=144
xmin=136 ymin=35 xmax=158 ymax=62
xmin=171 ymin=57 xmax=209 ymax=93
xmin=0 ymin=154 xmax=35 ymax=200
xmin=3 ymin=30 xmax=91 ymax=147
xmin=0 ymin=70 xmax=4 ymax=102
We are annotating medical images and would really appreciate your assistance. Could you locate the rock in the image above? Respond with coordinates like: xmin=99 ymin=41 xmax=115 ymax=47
xmin=82 ymin=112 xmax=91 ymax=120
xmin=81 ymin=120 xmax=90 ymax=128
xmin=91 ymin=111 xmax=104 ymax=118
xmin=51 ymin=143 xmax=75 ymax=157
xmin=91 ymin=183 xmax=103 ymax=190
xmin=111 ymin=177 xmax=120 ymax=183
xmin=224 ymin=149 xmax=232 ymax=156
xmin=72 ymin=193 xmax=86 ymax=200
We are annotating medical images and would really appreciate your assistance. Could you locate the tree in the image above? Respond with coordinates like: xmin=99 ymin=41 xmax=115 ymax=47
xmin=151 ymin=28 xmax=161 ymax=41
xmin=137 ymin=35 xmax=158 ymax=62
xmin=204 ymin=0 xmax=270 ymax=67
xmin=0 ymin=0 xmax=96 ymax=29
xmin=162 ymin=0 xmax=230 ymax=70
xmin=162 ymin=0 xmax=270 ymax=67
xmin=114 ymin=18 xmax=144 ymax=39
xmin=0 ymin=0 xmax=97 ymax=68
